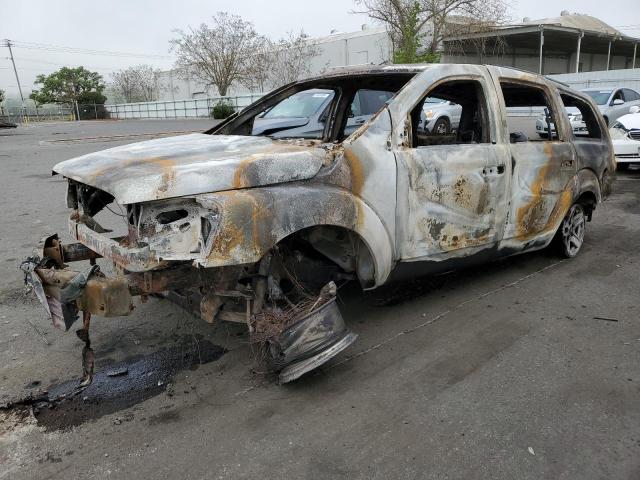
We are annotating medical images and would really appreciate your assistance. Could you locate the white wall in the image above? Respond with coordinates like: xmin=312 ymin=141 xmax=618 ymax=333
xmin=549 ymin=68 xmax=640 ymax=91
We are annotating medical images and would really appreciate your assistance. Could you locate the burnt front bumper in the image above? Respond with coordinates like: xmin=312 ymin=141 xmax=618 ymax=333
xmin=24 ymin=234 xmax=206 ymax=329
xmin=68 ymin=212 xmax=166 ymax=272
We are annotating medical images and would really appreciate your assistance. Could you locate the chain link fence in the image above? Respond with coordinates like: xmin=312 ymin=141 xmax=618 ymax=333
xmin=0 ymin=93 xmax=264 ymax=124
xmin=104 ymin=94 xmax=264 ymax=120
xmin=0 ymin=105 xmax=75 ymax=123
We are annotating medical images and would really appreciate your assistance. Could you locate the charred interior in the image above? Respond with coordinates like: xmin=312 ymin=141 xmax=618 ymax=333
xmin=210 ymin=70 xmax=418 ymax=141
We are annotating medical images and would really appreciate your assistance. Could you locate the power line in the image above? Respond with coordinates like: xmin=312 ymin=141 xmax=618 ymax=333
xmin=7 ymin=39 xmax=173 ymax=60
xmin=1 ymin=57 xmax=152 ymax=73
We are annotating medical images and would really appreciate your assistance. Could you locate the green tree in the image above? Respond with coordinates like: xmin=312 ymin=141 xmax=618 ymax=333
xmin=355 ymin=0 xmax=509 ymax=64
xmin=30 ymin=67 xmax=106 ymax=119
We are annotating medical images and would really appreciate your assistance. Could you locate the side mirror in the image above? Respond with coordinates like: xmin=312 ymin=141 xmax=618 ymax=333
xmin=612 ymin=98 xmax=625 ymax=106
xmin=629 ymin=105 xmax=640 ymax=114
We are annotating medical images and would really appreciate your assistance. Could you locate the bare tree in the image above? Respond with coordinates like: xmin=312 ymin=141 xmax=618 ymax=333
xmin=170 ymin=12 xmax=268 ymax=96
xmin=111 ymin=68 xmax=138 ymax=103
xmin=269 ymin=31 xmax=321 ymax=88
xmin=424 ymin=0 xmax=510 ymax=55
xmin=240 ymin=37 xmax=275 ymax=93
xmin=111 ymin=65 xmax=161 ymax=103
xmin=354 ymin=0 xmax=510 ymax=62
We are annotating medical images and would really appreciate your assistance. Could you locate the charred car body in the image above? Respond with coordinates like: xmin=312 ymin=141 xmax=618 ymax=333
xmin=23 ymin=64 xmax=614 ymax=383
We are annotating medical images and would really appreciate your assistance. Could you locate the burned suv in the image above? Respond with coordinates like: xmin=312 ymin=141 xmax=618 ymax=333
xmin=22 ymin=64 xmax=614 ymax=384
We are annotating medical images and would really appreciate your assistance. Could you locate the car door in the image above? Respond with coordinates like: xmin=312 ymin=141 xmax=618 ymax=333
xmin=489 ymin=74 xmax=577 ymax=244
xmin=608 ymin=89 xmax=628 ymax=123
xmin=392 ymin=68 xmax=510 ymax=261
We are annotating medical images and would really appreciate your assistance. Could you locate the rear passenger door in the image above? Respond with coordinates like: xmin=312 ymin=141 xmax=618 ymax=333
xmin=559 ymin=91 xmax=610 ymax=177
xmin=494 ymin=78 xmax=576 ymax=243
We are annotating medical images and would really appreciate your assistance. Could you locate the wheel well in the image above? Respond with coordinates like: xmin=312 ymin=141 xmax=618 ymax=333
xmin=276 ymin=225 xmax=376 ymax=289
xmin=577 ymin=191 xmax=597 ymax=220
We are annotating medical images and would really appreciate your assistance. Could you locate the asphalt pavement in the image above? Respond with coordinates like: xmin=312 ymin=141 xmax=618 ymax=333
xmin=0 ymin=119 xmax=638 ymax=480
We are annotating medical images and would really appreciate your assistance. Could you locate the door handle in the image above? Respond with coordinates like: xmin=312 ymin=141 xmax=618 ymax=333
xmin=355 ymin=118 xmax=366 ymax=125
xmin=483 ymin=165 xmax=506 ymax=175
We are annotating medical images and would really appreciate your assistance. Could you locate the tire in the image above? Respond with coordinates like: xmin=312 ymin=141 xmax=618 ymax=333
xmin=553 ymin=203 xmax=586 ymax=258
xmin=617 ymin=162 xmax=629 ymax=171
xmin=432 ymin=117 xmax=450 ymax=135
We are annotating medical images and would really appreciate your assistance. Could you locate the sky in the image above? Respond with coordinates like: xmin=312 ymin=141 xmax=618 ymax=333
xmin=1 ymin=0 xmax=640 ymax=98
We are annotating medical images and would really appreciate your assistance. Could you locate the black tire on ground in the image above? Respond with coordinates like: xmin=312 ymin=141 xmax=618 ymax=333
xmin=432 ymin=117 xmax=450 ymax=135
xmin=552 ymin=203 xmax=586 ymax=258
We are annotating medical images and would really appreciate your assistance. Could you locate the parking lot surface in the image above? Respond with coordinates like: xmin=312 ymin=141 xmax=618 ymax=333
xmin=1 ymin=120 xmax=639 ymax=480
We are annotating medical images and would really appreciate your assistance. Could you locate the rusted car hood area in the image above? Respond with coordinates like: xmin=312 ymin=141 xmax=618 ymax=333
xmin=52 ymin=133 xmax=328 ymax=204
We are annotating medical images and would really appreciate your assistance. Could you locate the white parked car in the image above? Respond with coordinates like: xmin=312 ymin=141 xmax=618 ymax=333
xmin=610 ymin=105 xmax=640 ymax=169
xmin=536 ymin=107 xmax=589 ymax=138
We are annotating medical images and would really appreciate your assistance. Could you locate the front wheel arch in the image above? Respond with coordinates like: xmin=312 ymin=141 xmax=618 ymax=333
xmin=273 ymin=225 xmax=378 ymax=290
xmin=197 ymin=185 xmax=394 ymax=288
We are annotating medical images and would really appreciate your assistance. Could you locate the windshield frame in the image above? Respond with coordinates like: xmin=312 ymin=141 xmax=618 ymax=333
xmin=208 ymin=71 xmax=419 ymax=142
xmin=261 ymin=89 xmax=334 ymax=120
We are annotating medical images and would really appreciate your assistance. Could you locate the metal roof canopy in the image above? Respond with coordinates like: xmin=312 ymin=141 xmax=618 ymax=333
xmin=444 ymin=25 xmax=640 ymax=57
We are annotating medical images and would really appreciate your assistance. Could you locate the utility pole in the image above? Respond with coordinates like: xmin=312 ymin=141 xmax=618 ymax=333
xmin=4 ymin=39 xmax=26 ymax=122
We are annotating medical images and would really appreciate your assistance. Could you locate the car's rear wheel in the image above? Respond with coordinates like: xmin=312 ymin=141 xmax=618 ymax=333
xmin=432 ymin=117 xmax=450 ymax=135
xmin=554 ymin=203 xmax=586 ymax=258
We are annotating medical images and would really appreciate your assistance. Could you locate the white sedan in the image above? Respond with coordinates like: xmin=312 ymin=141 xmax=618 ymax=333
xmin=536 ymin=107 xmax=589 ymax=138
xmin=610 ymin=106 xmax=640 ymax=170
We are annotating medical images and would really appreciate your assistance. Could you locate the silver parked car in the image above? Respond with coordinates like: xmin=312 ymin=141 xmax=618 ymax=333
xmin=421 ymin=97 xmax=462 ymax=134
xmin=253 ymin=88 xmax=394 ymax=138
xmin=581 ymin=87 xmax=640 ymax=126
